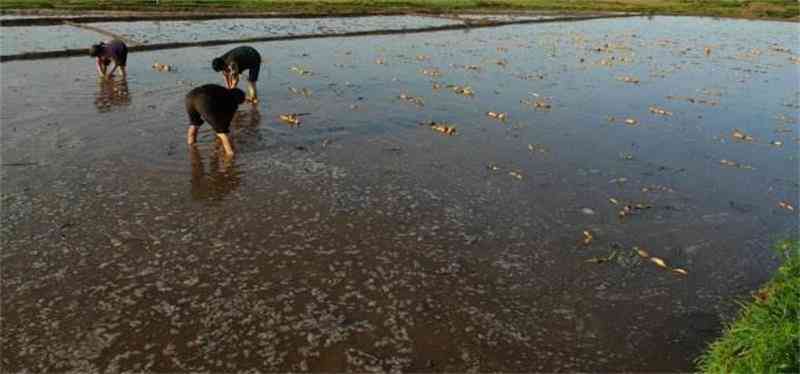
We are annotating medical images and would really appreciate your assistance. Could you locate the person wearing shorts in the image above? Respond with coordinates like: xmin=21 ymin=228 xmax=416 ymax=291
xmin=185 ymin=84 xmax=246 ymax=157
xmin=89 ymin=39 xmax=128 ymax=79
xmin=212 ymin=46 xmax=261 ymax=103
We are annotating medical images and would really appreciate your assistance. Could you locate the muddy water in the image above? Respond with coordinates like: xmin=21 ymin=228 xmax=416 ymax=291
xmin=92 ymin=16 xmax=462 ymax=45
xmin=1 ymin=16 xmax=798 ymax=372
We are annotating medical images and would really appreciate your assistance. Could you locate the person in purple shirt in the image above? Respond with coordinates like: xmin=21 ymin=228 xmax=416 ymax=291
xmin=89 ymin=39 xmax=128 ymax=78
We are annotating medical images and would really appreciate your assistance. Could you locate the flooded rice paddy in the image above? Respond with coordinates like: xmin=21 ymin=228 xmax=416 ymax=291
xmin=2 ymin=15 xmax=799 ymax=373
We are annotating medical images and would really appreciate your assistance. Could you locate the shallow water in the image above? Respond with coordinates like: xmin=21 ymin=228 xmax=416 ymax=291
xmin=92 ymin=16 xmax=462 ymax=45
xmin=0 ymin=25 xmax=104 ymax=55
xmin=2 ymin=16 xmax=798 ymax=372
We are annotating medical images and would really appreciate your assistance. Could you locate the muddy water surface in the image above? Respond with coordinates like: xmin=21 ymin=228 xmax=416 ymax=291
xmin=2 ymin=16 xmax=799 ymax=372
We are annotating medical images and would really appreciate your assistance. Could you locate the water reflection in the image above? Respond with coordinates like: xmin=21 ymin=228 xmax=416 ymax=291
xmin=94 ymin=77 xmax=131 ymax=113
xmin=189 ymin=145 xmax=241 ymax=201
xmin=230 ymin=107 xmax=266 ymax=153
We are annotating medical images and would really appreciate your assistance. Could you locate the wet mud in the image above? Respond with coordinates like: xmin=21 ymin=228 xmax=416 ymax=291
xmin=2 ymin=16 xmax=799 ymax=373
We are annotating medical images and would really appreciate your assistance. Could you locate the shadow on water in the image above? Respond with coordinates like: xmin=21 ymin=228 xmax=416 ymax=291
xmin=189 ymin=145 xmax=241 ymax=201
xmin=94 ymin=77 xmax=131 ymax=113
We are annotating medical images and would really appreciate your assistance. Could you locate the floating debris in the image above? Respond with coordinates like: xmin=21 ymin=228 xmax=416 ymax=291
xmin=399 ymin=93 xmax=424 ymax=107
xmin=289 ymin=66 xmax=313 ymax=76
xmin=528 ymin=144 xmax=549 ymax=153
xmin=581 ymin=208 xmax=596 ymax=216
xmin=416 ymin=54 xmax=430 ymax=61
xmin=649 ymin=257 xmax=667 ymax=269
xmin=432 ymin=82 xmax=443 ymax=90
xmin=634 ymin=246 xmax=650 ymax=258
xmin=279 ymin=113 xmax=304 ymax=126
xmin=486 ymin=111 xmax=507 ymax=121
xmin=770 ymin=140 xmax=784 ymax=147
xmin=151 ymin=63 xmax=173 ymax=72
xmin=609 ymin=198 xmax=620 ymax=205
xmin=421 ymin=68 xmax=442 ymax=77
xmin=624 ymin=118 xmax=638 ymax=126
xmin=509 ymin=171 xmax=523 ymax=180
xmin=487 ymin=163 xmax=500 ymax=171
xmin=617 ymin=76 xmax=640 ymax=84
xmin=618 ymin=203 xmax=651 ymax=218
xmin=423 ymin=121 xmax=457 ymax=136
xmin=672 ymin=268 xmax=688 ymax=275
xmin=288 ymin=87 xmax=312 ymax=97
xmin=450 ymin=85 xmax=474 ymax=97
xmin=666 ymin=95 xmax=719 ymax=106
xmin=586 ymin=251 xmax=617 ymax=264
xmin=375 ymin=58 xmax=385 ymax=65
xmin=521 ymin=98 xmax=552 ymax=110
xmin=732 ymin=129 xmax=754 ymax=142
xmin=704 ymin=46 xmax=712 ymax=56
xmin=649 ymin=106 xmax=672 ymax=116
xmin=609 ymin=177 xmax=628 ymax=184
xmin=582 ymin=230 xmax=594 ymax=245
xmin=778 ymin=201 xmax=795 ymax=211
xmin=720 ymin=159 xmax=755 ymax=170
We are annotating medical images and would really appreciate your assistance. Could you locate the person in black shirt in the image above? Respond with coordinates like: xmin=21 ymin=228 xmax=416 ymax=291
xmin=212 ymin=46 xmax=262 ymax=103
xmin=185 ymin=84 xmax=246 ymax=156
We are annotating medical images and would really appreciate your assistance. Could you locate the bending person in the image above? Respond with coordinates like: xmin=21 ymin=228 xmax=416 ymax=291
xmin=89 ymin=39 xmax=128 ymax=79
xmin=185 ymin=84 xmax=246 ymax=157
xmin=212 ymin=46 xmax=262 ymax=103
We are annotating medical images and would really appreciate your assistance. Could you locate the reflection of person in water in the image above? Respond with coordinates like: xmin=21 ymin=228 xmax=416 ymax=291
xmin=189 ymin=145 xmax=241 ymax=201
xmin=94 ymin=78 xmax=131 ymax=113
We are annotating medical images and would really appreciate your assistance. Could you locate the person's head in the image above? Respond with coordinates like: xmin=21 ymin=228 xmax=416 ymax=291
xmin=89 ymin=43 xmax=104 ymax=57
xmin=212 ymin=57 xmax=226 ymax=72
xmin=229 ymin=88 xmax=246 ymax=105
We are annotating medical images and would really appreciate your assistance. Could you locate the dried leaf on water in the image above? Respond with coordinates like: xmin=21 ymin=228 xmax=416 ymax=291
xmin=486 ymin=111 xmax=508 ymax=121
xmin=671 ymin=268 xmax=688 ymax=275
xmin=423 ymin=121 xmax=456 ymax=136
xmin=649 ymin=106 xmax=672 ymax=116
xmin=399 ymin=93 xmax=424 ymax=107
xmin=649 ymin=257 xmax=668 ymax=268
xmin=581 ymin=230 xmax=594 ymax=245
xmin=289 ymin=66 xmax=313 ymax=76
xmin=617 ymin=76 xmax=640 ymax=84
xmin=152 ymin=63 xmax=173 ymax=72
xmin=778 ymin=201 xmax=795 ymax=211
xmin=421 ymin=68 xmax=442 ymax=77
xmin=450 ymin=85 xmax=474 ymax=97
xmin=732 ymin=129 xmax=754 ymax=142
xmin=279 ymin=113 xmax=302 ymax=126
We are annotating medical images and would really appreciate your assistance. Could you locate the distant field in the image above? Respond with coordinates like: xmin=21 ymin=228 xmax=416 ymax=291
xmin=1 ymin=0 xmax=798 ymax=19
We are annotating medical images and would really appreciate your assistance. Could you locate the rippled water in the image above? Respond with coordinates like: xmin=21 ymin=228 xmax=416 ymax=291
xmin=2 ymin=16 xmax=798 ymax=372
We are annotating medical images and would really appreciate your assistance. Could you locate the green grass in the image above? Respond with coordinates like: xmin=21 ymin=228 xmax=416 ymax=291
xmin=698 ymin=239 xmax=800 ymax=373
xmin=0 ymin=0 xmax=798 ymax=19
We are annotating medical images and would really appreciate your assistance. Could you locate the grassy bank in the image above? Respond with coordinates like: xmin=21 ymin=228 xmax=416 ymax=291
xmin=698 ymin=239 xmax=800 ymax=373
xmin=1 ymin=0 xmax=798 ymax=19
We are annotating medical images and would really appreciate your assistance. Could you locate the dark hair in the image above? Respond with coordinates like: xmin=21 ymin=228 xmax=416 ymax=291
xmin=212 ymin=57 xmax=226 ymax=72
xmin=89 ymin=43 xmax=103 ymax=57
xmin=230 ymin=88 xmax=246 ymax=105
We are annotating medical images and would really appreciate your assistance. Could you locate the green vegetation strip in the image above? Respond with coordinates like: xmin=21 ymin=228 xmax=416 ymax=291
xmin=1 ymin=0 xmax=798 ymax=19
xmin=698 ymin=239 xmax=800 ymax=373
